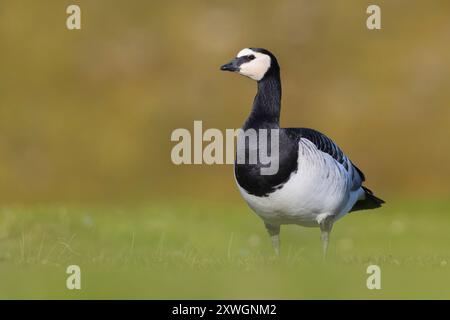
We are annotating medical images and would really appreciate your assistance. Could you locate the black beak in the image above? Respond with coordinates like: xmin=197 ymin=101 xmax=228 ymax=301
xmin=220 ymin=58 xmax=240 ymax=72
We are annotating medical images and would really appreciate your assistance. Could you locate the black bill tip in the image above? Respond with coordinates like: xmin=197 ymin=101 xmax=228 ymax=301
xmin=220 ymin=61 xmax=239 ymax=72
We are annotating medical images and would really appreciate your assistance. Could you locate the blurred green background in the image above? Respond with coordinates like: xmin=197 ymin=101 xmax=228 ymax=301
xmin=1 ymin=0 xmax=450 ymax=299
xmin=1 ymin=0 xmax=449 ymax=203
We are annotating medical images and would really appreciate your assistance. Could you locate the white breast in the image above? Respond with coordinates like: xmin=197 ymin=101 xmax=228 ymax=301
xmin=236 ymin=139 xmax=361 ymax=227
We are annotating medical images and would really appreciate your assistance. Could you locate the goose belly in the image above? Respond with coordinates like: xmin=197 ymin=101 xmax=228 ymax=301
xmin=237 ymin=140 xmax=353 ymax=226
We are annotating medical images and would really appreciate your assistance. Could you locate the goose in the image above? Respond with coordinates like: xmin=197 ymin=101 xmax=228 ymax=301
xmin=220 ymin=48 xmax=384 ymax=256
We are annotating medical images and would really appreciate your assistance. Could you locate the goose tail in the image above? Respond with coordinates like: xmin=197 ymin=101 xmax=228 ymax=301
xmin=350 ymin=186 xmax=385 ymax=212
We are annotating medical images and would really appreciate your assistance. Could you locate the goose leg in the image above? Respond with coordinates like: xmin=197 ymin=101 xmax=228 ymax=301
xmin=319 ymin=216 xmax=334 ymax=259
xmin=265 ymin=223 xmax=281 ymax=256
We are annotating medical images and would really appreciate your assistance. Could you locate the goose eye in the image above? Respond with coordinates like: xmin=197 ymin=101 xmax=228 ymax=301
xmin=248 ymin=55 xmax=255 ymax=60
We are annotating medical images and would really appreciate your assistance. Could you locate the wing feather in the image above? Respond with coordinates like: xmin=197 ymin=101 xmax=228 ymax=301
xmin=287 ymin=128 xmax=365 ymax=188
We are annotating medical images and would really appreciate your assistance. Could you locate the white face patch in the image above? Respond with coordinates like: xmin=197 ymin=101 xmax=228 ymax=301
xmin=236 ymin=48 xmax=271 ymax=81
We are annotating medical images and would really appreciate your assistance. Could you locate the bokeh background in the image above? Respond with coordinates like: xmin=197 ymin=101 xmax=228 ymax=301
xmin=1 ymin=0 xmax=450 ymax=299
xmin=1 ymin=0 xmax=449 ymax=204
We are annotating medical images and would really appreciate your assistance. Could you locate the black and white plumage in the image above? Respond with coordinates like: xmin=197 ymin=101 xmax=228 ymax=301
xmin=220 ymin=48 xmax=384 ymax=256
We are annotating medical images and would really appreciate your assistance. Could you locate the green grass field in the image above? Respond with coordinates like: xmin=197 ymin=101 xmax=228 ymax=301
xmin=0 ymin=199 xmax=449 ymax=299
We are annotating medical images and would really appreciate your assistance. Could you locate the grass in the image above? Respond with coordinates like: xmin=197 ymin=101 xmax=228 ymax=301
xmin=0 ymin=199 xmax=449 ymax=299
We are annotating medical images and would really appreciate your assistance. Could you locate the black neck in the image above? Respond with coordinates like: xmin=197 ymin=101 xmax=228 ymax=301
xmin=244 ymin=70 xmax=281 ymax=129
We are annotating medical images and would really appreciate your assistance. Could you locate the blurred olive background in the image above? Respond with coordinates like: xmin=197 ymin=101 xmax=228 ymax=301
xmin=1 ymin=0 xmax=449 ymax=204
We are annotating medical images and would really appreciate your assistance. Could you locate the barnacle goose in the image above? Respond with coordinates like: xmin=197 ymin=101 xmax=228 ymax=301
xmin=220 ymin=48 xmax=384 ymax=256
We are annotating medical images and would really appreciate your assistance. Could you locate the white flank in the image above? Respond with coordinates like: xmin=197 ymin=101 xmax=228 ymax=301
xmin=236 ymin=139 xmax=363 ymax=227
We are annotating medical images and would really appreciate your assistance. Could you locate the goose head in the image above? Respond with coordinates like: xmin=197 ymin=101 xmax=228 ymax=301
xmin=220 ymin=48 xmax=279 ymax=81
